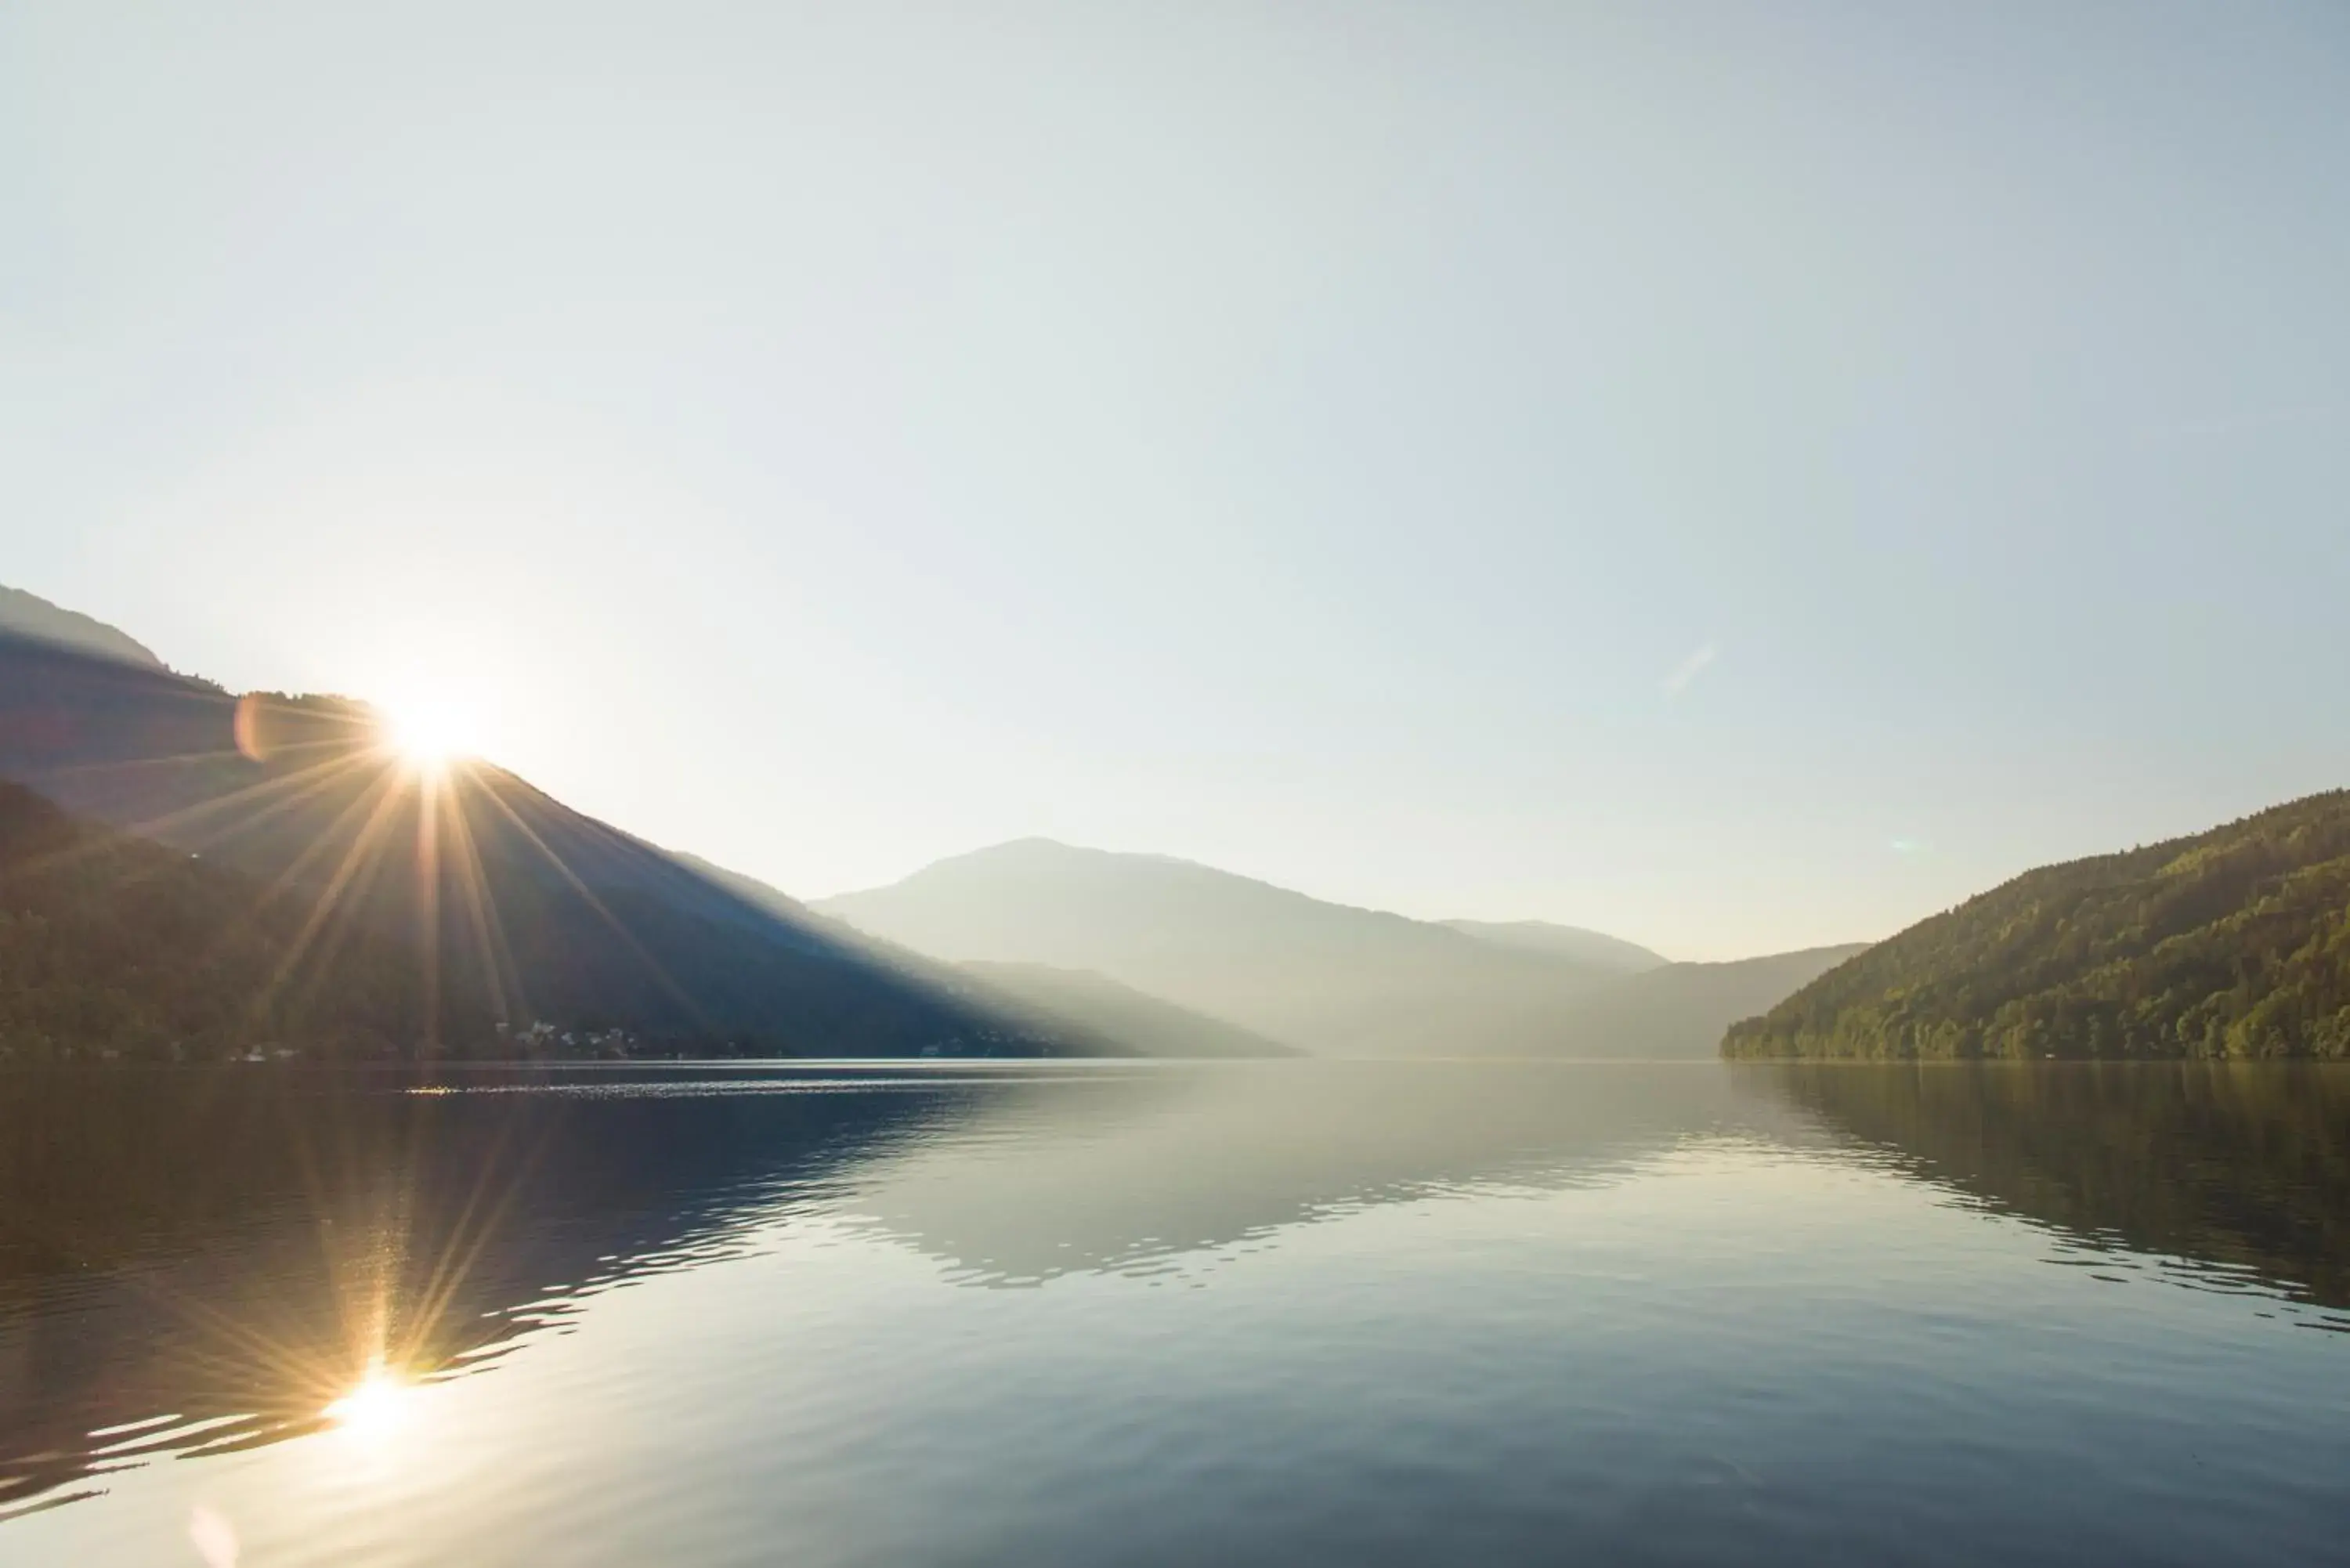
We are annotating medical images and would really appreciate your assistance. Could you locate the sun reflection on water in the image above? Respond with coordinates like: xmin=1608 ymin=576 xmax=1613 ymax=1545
xmin=324 ymin=1363 xmax=413 ymax=1440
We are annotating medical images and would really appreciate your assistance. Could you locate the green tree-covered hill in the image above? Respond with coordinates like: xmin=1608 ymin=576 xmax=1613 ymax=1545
xmin=1724 ymin=790 xmax=2350 ymax=1060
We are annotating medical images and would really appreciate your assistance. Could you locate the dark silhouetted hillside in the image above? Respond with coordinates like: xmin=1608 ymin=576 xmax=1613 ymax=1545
xmin=1726 ymin=791 xmax=2350 ymax=1060
xmin=0 ymin=628 xmax=1101 ymax=1059
xmin=0 ymin=782 xmax=493 ymax=1061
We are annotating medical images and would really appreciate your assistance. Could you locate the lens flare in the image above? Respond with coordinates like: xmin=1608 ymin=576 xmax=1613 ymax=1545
xmin=189 ymin=1505 xmax=240 ymax=1568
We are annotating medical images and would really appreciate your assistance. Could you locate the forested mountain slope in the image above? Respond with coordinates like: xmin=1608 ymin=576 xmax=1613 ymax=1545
xmin=0 ymin=782 xmax=493 ymax=1062
xmin=1725 ymin=792 xmax=2350 ymax=1060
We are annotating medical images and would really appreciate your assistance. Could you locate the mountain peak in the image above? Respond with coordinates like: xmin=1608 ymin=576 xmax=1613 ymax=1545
xmin=0 ymin=585 xmax=163 ymax=669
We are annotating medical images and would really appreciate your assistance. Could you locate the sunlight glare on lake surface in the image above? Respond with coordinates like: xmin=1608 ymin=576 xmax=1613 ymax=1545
xmin=324 ymin=1362 xmax=412 ymax=1441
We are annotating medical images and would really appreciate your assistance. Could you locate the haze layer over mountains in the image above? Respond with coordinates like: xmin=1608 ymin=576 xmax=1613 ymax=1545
xmin=817 ymin=840 xmax=1864 ymax=1058
xmin=0 ymin=584 xmax=1863 ymax=1060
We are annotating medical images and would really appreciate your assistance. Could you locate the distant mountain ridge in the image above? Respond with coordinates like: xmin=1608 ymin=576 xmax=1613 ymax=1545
xmin=0 ymin=586 xmax=162 ymax=669
xmin=816 ymin=839 xmax=1636 ymax=1056
xmin=1441 ymin=919 xmax=1665 ymax=972
xmin=1726 ymin=790 xmax=2350 ymax=1060
xmin=818 ymin=840 xmax=1863 ymax=1057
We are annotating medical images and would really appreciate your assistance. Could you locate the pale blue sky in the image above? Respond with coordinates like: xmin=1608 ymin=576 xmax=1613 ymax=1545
xmin=5 ymin=2 xmax=2346 ymax=958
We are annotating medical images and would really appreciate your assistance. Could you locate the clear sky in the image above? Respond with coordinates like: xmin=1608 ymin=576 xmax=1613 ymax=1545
xmin=5 ymin=2 xmax=2346 ymax=959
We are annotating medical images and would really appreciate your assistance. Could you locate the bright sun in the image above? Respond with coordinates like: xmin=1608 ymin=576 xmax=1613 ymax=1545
xmin=381 ymin=692 xmax=483 ymax=770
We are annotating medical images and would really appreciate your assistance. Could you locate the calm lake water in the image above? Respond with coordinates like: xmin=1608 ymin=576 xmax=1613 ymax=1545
xmin=2 ymin=1060 xmax=2347 ymax=1566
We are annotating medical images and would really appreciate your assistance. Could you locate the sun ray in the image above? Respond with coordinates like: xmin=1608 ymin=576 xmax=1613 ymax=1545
xmin=122 ymin=748 xmax=380 ymax=849
xmin=414 ymin=768 xmax=444 ymax=1056
xmin=385 ymin=1111 xmax=564 ymax=1376
xmin=232 ymin=758 xmax=405 ymax=913
xmin=472 ymin=773 xmax=715 ymax=1034
xmin=439 ymin=767 xmax=529 ymax=1024
xmin=0 ymin=750 xmax=374 ymax=889
xmin=38 ymin=733 xmax=360 ymax=781
xmin=254 ymin=769 xmax=412 ymax=1022
xmin=181 ymin=753 xmax=403 ymax=989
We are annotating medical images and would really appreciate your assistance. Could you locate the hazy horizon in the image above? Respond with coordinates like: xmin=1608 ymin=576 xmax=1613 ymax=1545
xmin=7 ymin=2 xmax=2347 ymax=959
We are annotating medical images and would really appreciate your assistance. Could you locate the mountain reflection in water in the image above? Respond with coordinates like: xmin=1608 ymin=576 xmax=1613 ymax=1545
xmin=1769 ymin=1061 xmax=2350 ymax=1320
xmin=0 ymin=1061 xmax=1770 ymax=1513
xmin=1 ymin=1060 xmax=2347 ymax=1560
